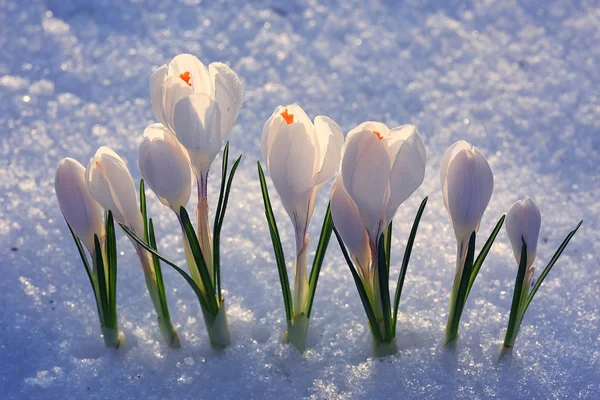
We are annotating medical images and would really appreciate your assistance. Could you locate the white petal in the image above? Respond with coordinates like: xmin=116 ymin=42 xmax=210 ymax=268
xmin=385 ymin=126 xmax=426 ymax=223
xmin=261 ymin=106 xmax=287 ymax=169
xmin=445 ymin=147 xmax=493 ymax=242
xmin=173 ymin=93 xmax=222 ymax=155
xmin=209 ymin=62 xmax=243 ymax=140
xmin=161 ymin=76 xmax=194 ymax=133
xmin=313 ymin=115 xmax=344 ymax=185
xmin=506 ymin=197 xmax=541 ymax=267
xmin=268 ymin=122 xmax=316 ymax=225
xmin=341 ymin=130 xmax=390 ymax=242
xmin=55 ymin=158 xmax=104 ymax=252
xmin=347 ymin=121 xmax=389 ymax=142
xmin=86 ymin=147 xmax=144 ymax=236
xmin=440 ymin=140 xmax=471 ymax=212
xmin=139 ymin=124 xmax=192 ymax=212
xmin=330 ymin=178 xmax=371 ymax=276
xmin=167 ymin=53 xmax=214 ymax=98
xmin=149 ymin=65 xmax=169 ymax=128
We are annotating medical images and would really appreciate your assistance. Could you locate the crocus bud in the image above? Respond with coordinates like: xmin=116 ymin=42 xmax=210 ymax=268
xmin=261 ymin=104 xmax=344 ymax=244
xmin=332 ymin=123 xmax=426 ymax=249
xmin=139 ymin=123 xmax=192 ymax=213
xmin=150 ymin=54 xmax=243 ymax=183
xmin=440 ymin=140 xmax=494 ymax=244
xmin=505 ymin=197 xmax=541 ymax=268
xmin=55 ymin=158 xmax=105 ymax=252
xmin=85 ymin=147 xmax=144 ymax=236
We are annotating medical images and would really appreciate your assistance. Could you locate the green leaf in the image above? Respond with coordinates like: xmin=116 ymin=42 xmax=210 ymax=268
xmin=64 ymin=218 xmax=101 ymax=316
xmin=384 ymin=221 xmax=392 ymax=273
xmin=306 ymin=203 xmax=333 ymax=318
xmin=466 ymin=214 xmax=506 ymax=298
xmin=377 ymin=232 xmax=392 ymax=340
xmin=503 ymin=239 xmax=528 ymax=347
xmin=214 ymin=153 xmax=242 ymax=299
xmin=257 ymin=161 xmax=293 ymax=322
xmin=392 ymin=196 xmax=428 ymax=331
xmin=333 ymin=226 xmax=382 ymax=343
xmin=94 ymin=234 xmax=110 ymax=326
xmin=149 ymin=218 xmax=171 ymax=320
xmin=213 ymin=142 xmax=229 ymax=296
xmin=105 ymin=211 xmax=118 ymax=319
xmin=119 ymin=223 xmax=213 ymax=314
xmin=523 ymin=220 xmax=583 ymax=314
xmin=140 ymin=179 xmax=149 ymax=244
xmin=179 ymin=207 xmax=218 ymax=315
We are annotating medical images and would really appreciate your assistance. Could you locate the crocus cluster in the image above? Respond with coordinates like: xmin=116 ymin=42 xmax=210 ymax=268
xmin=55 ymin=52 xmax=582 ymax=359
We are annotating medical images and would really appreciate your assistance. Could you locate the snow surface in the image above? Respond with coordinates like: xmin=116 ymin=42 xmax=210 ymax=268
xmin=1 ymin=0 xmax=599 ymax=398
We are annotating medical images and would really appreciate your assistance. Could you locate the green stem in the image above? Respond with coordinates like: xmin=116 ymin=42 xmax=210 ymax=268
xmin=293 ymin=238 xmax=309 ymax=317
xmin=284 ymin=313 xmax=310 ymax=353
xmin=197 ymin=194 xmax=214 ymax=285
xmin=201 ymin=299 xmax=230 ymax=349
xmin=502 ymin=240 xmax=528 ymax=350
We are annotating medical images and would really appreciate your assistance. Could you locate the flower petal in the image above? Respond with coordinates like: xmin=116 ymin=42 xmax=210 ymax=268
xmin=149 ymin=65 xmax=169 ymax=128
xmin=330 ymin=177 xmax=371 ymax=277
xmin=55 ymin=158 xmax=104 ymax=252
xmin=173 ymin=93 xmax=222 ymax=153
xmin=167 ymin=53 xmax=214 ymax=98
xmin=506 ymin=197 xmax=541 ymax=267
xmin=385 ymin=126 xmax=426 ymax=223
xmin=440 ymin=140 xmax=471 ymax=211
xmin=261 ymin=106 xmax=287 ymax=170
xmin=341 ymin=129 xmax=390 ymax=241
xmin=209 ymin=62 xmax=243 ymax=140
xmin=86 ymin=147 xmax=144 ymax=236
xmin=313 ymin=115 xmax=344 ymax=185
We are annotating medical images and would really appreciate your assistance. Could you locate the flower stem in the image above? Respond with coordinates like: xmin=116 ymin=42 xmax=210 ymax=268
xmin=201 ymin=299 xmax=230 ymax=349
xmin=284 ymin=313 xmax=310 ymax=353
xmin=197 ymin=183 xmax=214 ymax=284
xmin=101 ymin=325 xmax=125 ymax=349
xmin=293 ymin=239 xmax=309 ymax=317
xmin=370 ymin=333 xmax=398 ymax=357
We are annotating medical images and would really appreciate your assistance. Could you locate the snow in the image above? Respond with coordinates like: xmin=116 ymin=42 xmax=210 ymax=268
xmin=1 ymin=0 xmax=599 ymax=398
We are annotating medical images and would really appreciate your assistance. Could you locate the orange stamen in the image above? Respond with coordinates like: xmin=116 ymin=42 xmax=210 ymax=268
xmin=179 ymin=71 xmax=192 ymax=87
xmin=280 ymin=109 xmax=294 ymax=125
xmin=373 ymin=131 xmax=384 ymax=140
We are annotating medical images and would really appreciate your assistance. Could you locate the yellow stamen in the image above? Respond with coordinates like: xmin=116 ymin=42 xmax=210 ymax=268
xmin=179 ymin=71 xmax=192 ymax=87
xmin=281 ymin=109 xmax=294 ymax=125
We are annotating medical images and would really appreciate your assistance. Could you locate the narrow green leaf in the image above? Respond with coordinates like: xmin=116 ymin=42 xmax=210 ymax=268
xmin=503 ymin=239 xmax=528 ymax=347
xmin=333 ymin=226 xmax=382 ymax=343
xmin=94 ymin=234 xmax=110 ymax=326
xmin=213 ymin=142 xmax=229 ymax=295
xmin=149 ymin=218 xmax=171 ymax=320
xmin=180 ymin=207 xmax=218 ymax=315
xmin=377 ymin=232 xmax=392 ymax=339
xmin=214 ymin=153 xmax=242 ymax=298
xmin=466 ymin=214 xmax=506 ymax=298
xmin=140 ymin=179 xmax=149 ymax=244
xmin=523 ymin=220 xmax=583 ymax=314
xmin=306 ymin=203 xmax=333 ymax=318
xmin=65 ymin=218 xmax=101 ymax=316
xmin=120 ymin=223 xmax=212 ymax=313
xmin=384 ymin=221 xmax=392 ymax=273
xmin=257 ymin=161 xmax=293 ymax=322
xmin=392 ymin=196 xmax=428 ymax=331
xmin=105 ymin=211 xmax=118 ymax=318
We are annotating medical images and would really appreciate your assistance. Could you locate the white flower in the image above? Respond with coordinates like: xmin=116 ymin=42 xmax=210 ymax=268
xmin=150 ymin=54 xmax=243 ymax=184
xmin=331 ymin=123 xmax=426 ymax=276
xmin=440 ymin=140 xmax=494 ymax=244
xmin=261 ymin=104 xmax=344 ymax=246
xmin=139 ymin=123 xmax=192 ymax=214
xmin=506 ymin=197 xmax=541 ymax=268
xmin=85 ymin=146 xmax=144 ymax=236
xmin=55 ymin=157 xmax=105 ymax=252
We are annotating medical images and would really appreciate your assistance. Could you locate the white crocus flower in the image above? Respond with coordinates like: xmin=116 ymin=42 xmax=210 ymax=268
xmin=55 ymin=157 xmax=105 ymax=253
xmin=506 ymin=197 xmax=541 ymax=272
xmin=86 ymin=146 xmax=179 ymax=347
xmin=261 ymin=103 xmax=344 ymax=316
xmin=440 ymin=140 xmax=494 ymax=259
xmin=331 ymin=123 xmax=426 ymax=284
xmin=139 ymin=123 xmax=192 ymax=214
xmin=150 ymin=53 xmax=243 ymax=276
xmin=150 ymin=53 xmax=243 ymax=192
xmin=86 ymin=147 xmax=145 ymax=237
